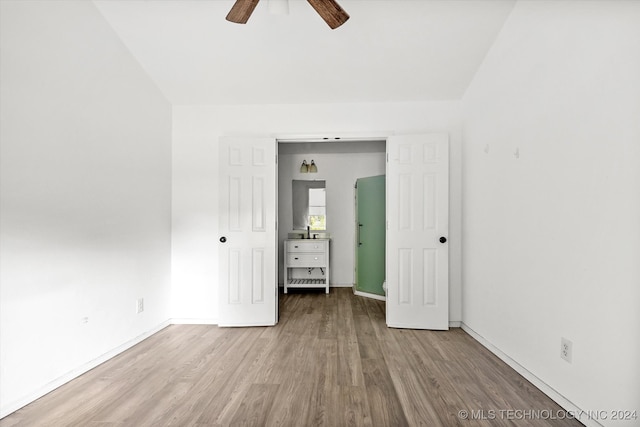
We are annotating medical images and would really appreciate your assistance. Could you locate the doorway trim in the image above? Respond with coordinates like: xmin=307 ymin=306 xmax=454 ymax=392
xmin=275 ymin=132 xmax=391 ymax=310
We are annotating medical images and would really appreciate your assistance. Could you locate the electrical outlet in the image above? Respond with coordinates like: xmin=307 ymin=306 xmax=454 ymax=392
xmin=136 ymin=298 xmax=144 ymax=314
xmin=561 ymin=337 xmax=572 ymax=363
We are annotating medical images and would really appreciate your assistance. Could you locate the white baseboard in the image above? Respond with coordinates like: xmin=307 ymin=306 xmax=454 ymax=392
xmin=461 ymin=323 xmax=602 ymax=427
xmin=171 ymin=318 xmax=218 ymax=325
xmin=331 ymin=283 xmax=353 ymax=288
xmin=353 ymin=289 xmax=386 ymax=301
xmin=449 ymin=321 xmax=462 ymax=328
xmin=0 ymin=320 xmax=170 ymax=419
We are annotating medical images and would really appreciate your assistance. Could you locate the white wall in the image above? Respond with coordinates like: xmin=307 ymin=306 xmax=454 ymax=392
xmin=278 ymin=148 xmax=386 ymax=286
xmin=172 ymin=102 xmax=463 ymax=323
xmin=0 ymin=0 xmax=172 ymax=416
xmin=461 ymin=1 xmax=640 ymax=424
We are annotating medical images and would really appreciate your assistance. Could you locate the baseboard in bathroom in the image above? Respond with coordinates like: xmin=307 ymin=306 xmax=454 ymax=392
xmin=331 ymin=283 xmax=353 ymax=288
xmin=353 ymin=289 xmax=386 ymax=301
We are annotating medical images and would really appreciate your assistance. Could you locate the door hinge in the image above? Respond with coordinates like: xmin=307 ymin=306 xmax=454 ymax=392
xmin=386 ymin=153 xmax=389 ymax=162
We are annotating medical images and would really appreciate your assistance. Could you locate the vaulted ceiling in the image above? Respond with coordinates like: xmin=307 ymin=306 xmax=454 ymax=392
xmin=93 ymin=0 xmax=515 ymax=105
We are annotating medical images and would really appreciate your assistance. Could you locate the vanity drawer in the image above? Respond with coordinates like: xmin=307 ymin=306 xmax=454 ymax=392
xmin=286 ymin=241 xmax=327 ymax=253
xmin=287 ymin=253 xmax=326 ymax=267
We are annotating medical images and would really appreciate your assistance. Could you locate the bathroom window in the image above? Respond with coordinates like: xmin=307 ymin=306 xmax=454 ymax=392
xmin=308 ymin=188 xmax=326 ymax=230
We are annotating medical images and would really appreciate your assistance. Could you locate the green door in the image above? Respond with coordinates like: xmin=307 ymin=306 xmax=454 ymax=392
xmin=355 ymin=175 xmax=386 ymax=296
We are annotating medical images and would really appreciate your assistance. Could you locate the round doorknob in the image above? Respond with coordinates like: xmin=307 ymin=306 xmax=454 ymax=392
xmin=219 ymin=236 xmax=227 ymax=243
xmin=439 ymin=236 xmax=447 ymax=243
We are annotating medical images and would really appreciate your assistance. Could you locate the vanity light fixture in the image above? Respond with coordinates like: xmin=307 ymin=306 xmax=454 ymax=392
xmin=300 ymin=159 xmax=318 ymax=173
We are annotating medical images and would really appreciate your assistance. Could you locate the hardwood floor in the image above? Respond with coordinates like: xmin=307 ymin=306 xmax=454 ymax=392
xmin=1 ymin=288 xmax=582 ymax=426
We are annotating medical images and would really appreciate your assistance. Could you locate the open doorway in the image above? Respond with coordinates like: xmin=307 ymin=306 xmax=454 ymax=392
xmin=277 ymin=139 xmax=386 ymax=298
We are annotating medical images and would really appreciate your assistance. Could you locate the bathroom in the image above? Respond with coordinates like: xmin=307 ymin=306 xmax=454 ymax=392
xmin=277 ymin=139 xmax=386 ymax=297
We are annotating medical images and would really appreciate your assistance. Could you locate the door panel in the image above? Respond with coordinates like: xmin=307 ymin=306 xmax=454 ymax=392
xmin=219 ymin=137 xmax=277 ymax=327
xmin=386 ymin=134 xmax=449 ymax=330
xmin=355 ymin=175 xmax=386 ymax=296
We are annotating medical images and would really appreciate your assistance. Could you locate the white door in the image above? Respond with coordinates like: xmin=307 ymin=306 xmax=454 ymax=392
xmin=386 ymin=134 xmax=449 ymax=330
xmin=218 ymin=136 xmax=277 ymax=326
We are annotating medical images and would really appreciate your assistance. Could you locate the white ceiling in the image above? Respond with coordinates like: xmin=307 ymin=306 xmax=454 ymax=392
xmin=93 ymin=0 xmax=516 ymax=105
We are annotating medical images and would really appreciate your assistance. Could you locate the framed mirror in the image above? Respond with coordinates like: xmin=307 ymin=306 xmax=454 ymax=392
xmin=292 ymin=180 xmax=326 ymax=230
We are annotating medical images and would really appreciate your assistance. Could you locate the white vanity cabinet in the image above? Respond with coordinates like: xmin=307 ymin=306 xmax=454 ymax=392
xmin=284 ymin=239 xmax=330 ymax=294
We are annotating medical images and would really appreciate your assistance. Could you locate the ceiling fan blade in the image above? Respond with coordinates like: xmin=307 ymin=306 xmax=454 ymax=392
xmin=307 ymin=0 xmax=349 ymax=29
xmin=226 ymin=0 xmax=261 ymax=24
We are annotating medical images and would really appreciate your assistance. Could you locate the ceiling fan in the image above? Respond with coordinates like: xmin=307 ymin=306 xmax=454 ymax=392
xmin=226 ymin=0 xmax=350 ymax=29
